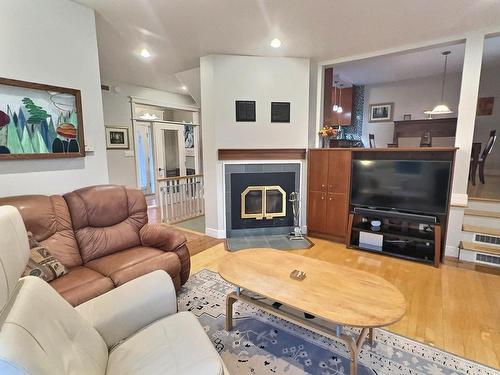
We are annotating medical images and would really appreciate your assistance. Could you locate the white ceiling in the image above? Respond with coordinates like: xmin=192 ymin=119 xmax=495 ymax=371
xmin=74 ymin=0 xmax=500 ymax=93
xmin=333 ymin=36 xmax=500 ymax=85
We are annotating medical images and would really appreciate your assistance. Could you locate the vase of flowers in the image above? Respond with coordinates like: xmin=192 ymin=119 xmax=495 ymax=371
xmin=318 ymin=125 xmax=338 ymax=148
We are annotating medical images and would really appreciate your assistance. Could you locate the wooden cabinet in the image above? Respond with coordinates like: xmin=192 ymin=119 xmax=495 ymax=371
xmin=307 ymin=149 xmax=351 ymax=241
xmin=323 ymin=68 xmax=353 ymax=126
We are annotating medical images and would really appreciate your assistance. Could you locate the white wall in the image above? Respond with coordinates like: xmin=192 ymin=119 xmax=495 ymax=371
xmin=101 ymin=81 xmax=196 ymax=187
xmin=474 ymin=65 xmax=500 ymax=175
xmin=361 ymin=72 xmax=462 ymax=147
xmin=200 ymin=55 xmax=310 ymax=237
xmin=0 ymin=0 xmax=109 ymax=196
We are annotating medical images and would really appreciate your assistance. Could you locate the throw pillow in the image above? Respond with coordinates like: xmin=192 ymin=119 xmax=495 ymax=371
xmin=22 ymin=232 xmax=68 ymax=282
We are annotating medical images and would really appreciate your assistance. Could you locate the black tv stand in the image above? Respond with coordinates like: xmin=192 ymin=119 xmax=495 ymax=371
xmin=347 ymin=208 xmax=441 ymax=267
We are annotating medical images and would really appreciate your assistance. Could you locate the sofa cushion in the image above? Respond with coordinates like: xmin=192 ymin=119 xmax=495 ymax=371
xmin=50 ymin=266 xmax=114 ymax=306
xmin=0 ymin=195 xmax=82 ymax=268
xmin=106 ymin=311 xmax=223 ymax=375
xmin=64 ymin=185 xmax=148 ymax=263
xmin=23 ymin=235 xmax=69 ymax=282
xmin=85 ymin=247 xmax=182 ymax=288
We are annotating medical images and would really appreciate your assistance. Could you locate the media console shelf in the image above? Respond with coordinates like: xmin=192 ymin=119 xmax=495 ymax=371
xmin=347 ymin=208 xmax=441 ymax=267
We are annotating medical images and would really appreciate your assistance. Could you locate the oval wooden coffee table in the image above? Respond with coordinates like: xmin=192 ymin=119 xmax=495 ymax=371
xmin=218 ymin=248 xmax=406 ymax=374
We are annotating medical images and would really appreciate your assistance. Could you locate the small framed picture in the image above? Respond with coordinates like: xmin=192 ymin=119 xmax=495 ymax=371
xmin=477 ymin=97 xmax=494 ymax=116
xmin=105 ymin=126 xmax=129 ymax=149
xmin=369 ymin=103 xmax=394 ymax=122
xmin=403 ymin=114 xmax=412 ymax=121
xmin=271 ymin=102 xmax=290 ymax=123
xmin=235 ymin=100 xmax=256 ymax=122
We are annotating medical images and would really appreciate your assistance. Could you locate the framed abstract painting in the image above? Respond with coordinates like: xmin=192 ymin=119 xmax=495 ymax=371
xmin=0 ymin=77 xmax=85 ymax=160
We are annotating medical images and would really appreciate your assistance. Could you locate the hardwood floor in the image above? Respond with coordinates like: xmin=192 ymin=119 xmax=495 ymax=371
xmin=468 ymin=175 xmax=500 ymax=201
xmin=190 ymin=238 xmax=500 ymax=369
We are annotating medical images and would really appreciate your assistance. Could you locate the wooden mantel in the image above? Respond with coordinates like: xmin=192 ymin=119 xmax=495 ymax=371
xmin=218 ymin=149 xmax=307 ymax=160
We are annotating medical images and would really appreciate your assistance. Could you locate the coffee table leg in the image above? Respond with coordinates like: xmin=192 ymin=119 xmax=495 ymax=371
xmin=369 ymin=328 xmax=374 ymax=346
xmin=225 ymin=292 xmax=237 ymax=331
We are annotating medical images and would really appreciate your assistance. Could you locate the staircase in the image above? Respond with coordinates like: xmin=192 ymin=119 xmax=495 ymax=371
xmin=459 ymin=199 xmax=500 ymax=267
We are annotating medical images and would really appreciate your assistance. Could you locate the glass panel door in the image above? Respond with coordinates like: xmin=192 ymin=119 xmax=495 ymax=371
xmin=134 ymin=121 xmax=155 ymax=195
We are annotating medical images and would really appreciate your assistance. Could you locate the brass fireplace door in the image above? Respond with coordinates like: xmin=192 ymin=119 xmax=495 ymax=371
xmin=241 ymin=186 xmax=286 ymax=220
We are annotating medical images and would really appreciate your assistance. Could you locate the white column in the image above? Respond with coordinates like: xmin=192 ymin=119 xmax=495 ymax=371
xmin=445 ymin=32 xmax=485 ymax=257
xmin=452 ymin=32 xmax=485 ymax=204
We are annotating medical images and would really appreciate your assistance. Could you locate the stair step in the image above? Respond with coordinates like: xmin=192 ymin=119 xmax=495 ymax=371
xmin=464 ymin=209 xmax=500 ymax=219
xmin=462 ymin=224 xmax=500 ymax=237
xmin=467 ymin=199 xmax=500 ymax=212
xmin=460 ymin=241 xmax=500 ymax=256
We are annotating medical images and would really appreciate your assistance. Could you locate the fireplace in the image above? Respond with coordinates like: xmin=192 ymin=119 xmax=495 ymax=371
xmin=225 ymin=164 xmax=300 ymax=237
xmin=241 ymin=185 xmax=286 ymax=220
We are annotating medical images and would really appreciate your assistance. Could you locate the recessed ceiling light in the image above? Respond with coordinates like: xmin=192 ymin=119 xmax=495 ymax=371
xmin=140 ymin=48 xmax=151 ymax=58
xmin=181 ymin=85 xmax=188 ymax=91
xmin=270 ymin=38 xmax=282 ymax=48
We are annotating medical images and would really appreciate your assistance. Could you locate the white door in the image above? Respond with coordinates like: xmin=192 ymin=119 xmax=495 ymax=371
xmin=153 ymin=123 xmax=186 ymax=181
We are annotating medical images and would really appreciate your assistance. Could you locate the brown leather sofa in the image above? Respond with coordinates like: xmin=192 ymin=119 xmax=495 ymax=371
xmin=0 ymin=185 xmax=190 ymax=306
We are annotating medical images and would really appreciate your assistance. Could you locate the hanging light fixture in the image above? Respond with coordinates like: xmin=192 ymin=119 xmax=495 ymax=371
xmin=337 ymin=84 xmax=343 ymax=113
xmin=332 ymin=81 xmax=338 ymax=112
xmin=425 ymin=51 xmax=453 ymax=115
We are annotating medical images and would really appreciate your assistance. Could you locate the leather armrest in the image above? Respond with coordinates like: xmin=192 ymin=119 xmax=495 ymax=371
xmin=140 ymin=223 xmax=186 ymax=251
xmin=76 ymin=270 xmax=177 ymax=348
xmin=140 ymin=223 xmax=191 ymax=284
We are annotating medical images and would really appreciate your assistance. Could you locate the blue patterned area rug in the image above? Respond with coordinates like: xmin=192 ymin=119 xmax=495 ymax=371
xmin=178 ymin=270 xmax=499 ymax=375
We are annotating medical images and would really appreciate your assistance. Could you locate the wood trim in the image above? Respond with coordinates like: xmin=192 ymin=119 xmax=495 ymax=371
xmin=218 ymin=148 xmax=306 ymax=160
xmin=157 ymin=174 xmax=203 ymax=182
xmin=310 ymin=147 xmax=458 ymax=152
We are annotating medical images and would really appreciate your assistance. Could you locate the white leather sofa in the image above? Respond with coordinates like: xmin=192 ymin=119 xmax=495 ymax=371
xmin=0 ymin=205 xmax=229 ymax=375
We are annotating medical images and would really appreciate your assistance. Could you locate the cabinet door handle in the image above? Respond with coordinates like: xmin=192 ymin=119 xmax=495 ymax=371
xmin=329 ymin=197 xmax=332 ymax=201
xmin=321 ymin=196 xmax=325 ymax=200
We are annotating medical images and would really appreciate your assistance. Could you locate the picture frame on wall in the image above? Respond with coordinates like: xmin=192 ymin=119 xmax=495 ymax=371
xmin=271 ymin=102 xmax=290 ymax=123
xmin=0 ymin=77 xmax=85 ymax=160
xmin=105 ymin=126 xmax=129 ymax=149
xmin=369 ymin=103 xmax=394 ymax=122
xmin=235 ymin=100 xmax=256 ymax=122
xmin=477 ymin=97 xmax=494 ymax=116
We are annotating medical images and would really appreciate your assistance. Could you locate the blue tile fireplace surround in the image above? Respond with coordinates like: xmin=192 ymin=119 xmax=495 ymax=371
xmin=224 ymin=163 xmax=301 ymax=238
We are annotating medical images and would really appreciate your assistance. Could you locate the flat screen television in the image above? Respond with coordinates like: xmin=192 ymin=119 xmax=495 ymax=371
xmin=351 ymin=159 xmax=452 ymax=215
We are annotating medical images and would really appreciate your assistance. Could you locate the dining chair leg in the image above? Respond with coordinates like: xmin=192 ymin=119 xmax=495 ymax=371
xmin=479 ymin=162 xmax=486 ymax=184
xmin=470 ymin=161 xmax=478 ymax=186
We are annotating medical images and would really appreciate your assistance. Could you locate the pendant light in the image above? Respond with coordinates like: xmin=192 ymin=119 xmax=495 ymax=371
xmin=337 ymin=84 xmax=343 ymax=113
xmin=424 ymin=51 xmax=453 ymax=115
xmin=332 ymin=81 xmax=338 ymax=112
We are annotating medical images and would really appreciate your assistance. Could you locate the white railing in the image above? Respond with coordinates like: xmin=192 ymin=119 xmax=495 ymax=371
xmin=158 ymin=174 xmax=204 ymax=224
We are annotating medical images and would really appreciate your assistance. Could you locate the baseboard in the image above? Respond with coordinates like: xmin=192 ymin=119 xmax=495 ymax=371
xmin=205 ymin=227 xmax=226 ymax=239
xmin=445 ymin=245 xmax=459 ymax=258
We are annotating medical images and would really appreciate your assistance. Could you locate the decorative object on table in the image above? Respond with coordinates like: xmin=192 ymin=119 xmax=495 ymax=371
xmin=271 ymin=102 xmax=290 ymax=123
xmin=288 ymin=192 xmax=304 ymax=241
xmin=420 ymin=131 xmax=433 ymax=147
xmin=105 ymin=126 xmax=129 ymax=149
xmin=289 ymin=269 xmax=306 ymax=281
xmin=477 ymin=97 xmax=494 ymax=116
xmin=235 ymin=100 xmax=256 ymax=122
xmin=370 ymin=220 xmax=381 ymax=231
xmin=424 ymin=51 xmax=453 ymax=116
xmin=0 ymin=77 xmax=84 ymax=159
xmin=403 ymin=114 xmax=412 ymax=120
xmin=369 ymin=102 xmax=393 ymax=122
xmin=180 ymin=270 xmax=497 ymax=375
xmin=318 ymin=125 xmax=338 ymax=148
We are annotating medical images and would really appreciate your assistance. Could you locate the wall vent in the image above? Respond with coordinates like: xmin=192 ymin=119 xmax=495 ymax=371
xmin=476 ymin=253 xmax=500 ymax=267
xmin=474 ymin=234 xmax=500 ymax=246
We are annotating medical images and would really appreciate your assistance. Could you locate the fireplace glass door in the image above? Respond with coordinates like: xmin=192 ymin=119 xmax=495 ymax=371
xmin=241 ymin=186 xmax=286 ymax=220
